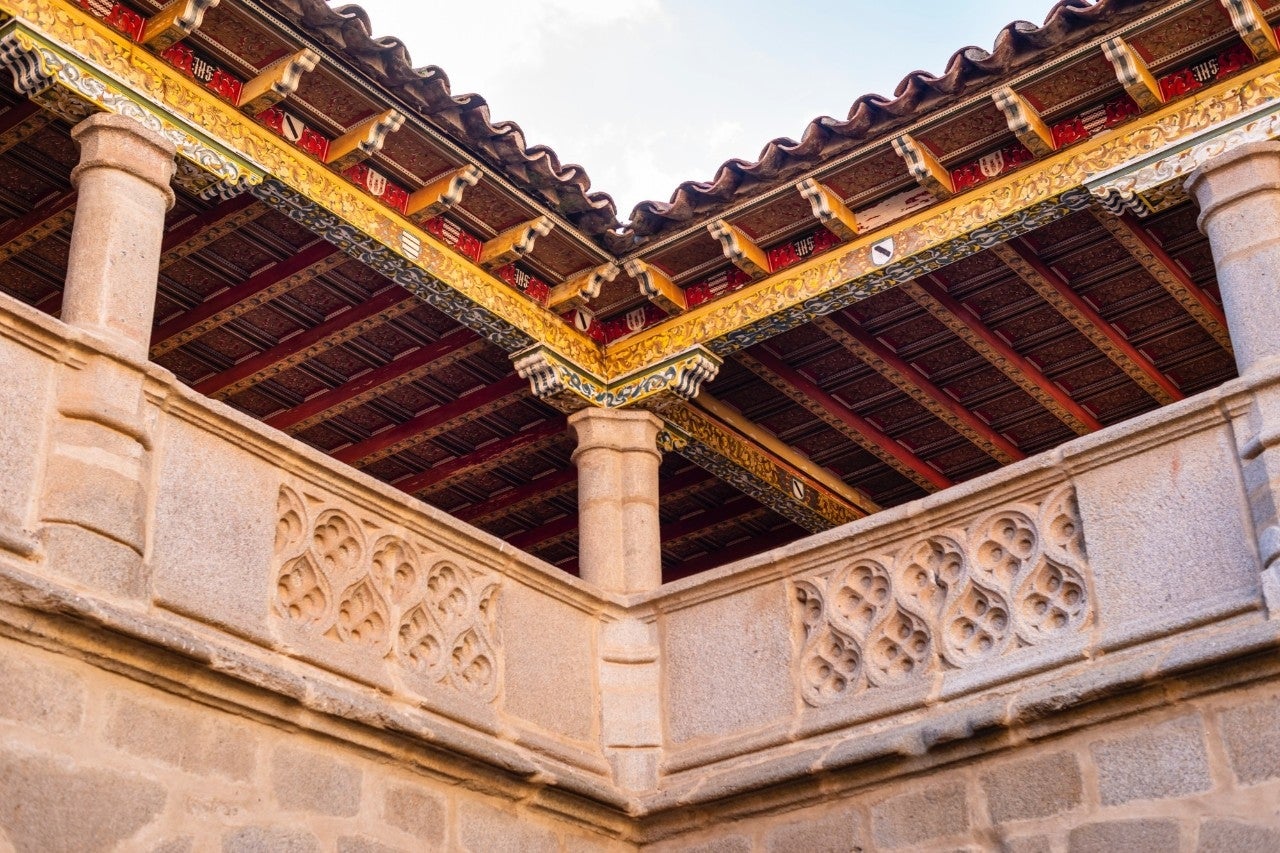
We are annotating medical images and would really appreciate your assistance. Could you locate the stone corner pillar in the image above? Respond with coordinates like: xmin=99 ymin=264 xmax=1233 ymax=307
xmin=1186 ymin=140 xmax=1280 ymax=375
xmin=62 ymin=113 xmax=176 ymax=360
xmin=1187 ymin=140 xmax=1280 ymax=614
xmin=567 ymin=408 xmax=663 ymax=594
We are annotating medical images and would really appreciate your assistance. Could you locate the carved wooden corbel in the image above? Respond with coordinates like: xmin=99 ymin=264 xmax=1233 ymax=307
xmin=326 ymin=109 xmax=405 ymax=171
xmin=237 ymin=48 xmax=320 ymax=116
xmin=479 ymin=216 xmax=553 ymax=270
xmin=1102 ymin=37 xmax=1163 ymax=111
xmin=993 ymin=86 xmax=1055 ymax=158
xmin=142 ymin=0 xmax=219 ymax=52
xmin=547 ymin=262 xmax=618 ymax=311
xmin=797 ymin=179 xmax=858 ymax=241
xmin=1221 ymin=0 xmax=1279 ymax=61
xmin=625 ymin=259 xmax=685 ymax=314
xmin=891 ymin=133 xmax=954 ymax=199
xmin=707 ymin=220 xmax=769 ymax=279
xmin=405 ymin=165 xmax=481 ymax=223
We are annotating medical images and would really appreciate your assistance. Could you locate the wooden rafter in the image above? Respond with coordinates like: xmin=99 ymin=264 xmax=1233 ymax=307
xmin=0 ymin=100 xmax=54 ymax=157
xmin=0 ymin=189 xmax=75 ymax=265
xmin=151 ymin=241 xmax=343 ymax=356
xmin=900 ymin=277 xmax=1103 ymax=435
xmin=737 ymin=348 xmax=953 ymax=492
xmin=509 ymin=513 xmax=578 ymax=551
xmin=333 ymin=373 xmax=528 ymax=466
xmin=662 ymin=499 xmax=771 ymax=549
xmin=454 ymin=467 xmax=577 ymax=525
xmin=160 ymin=194 xmax=267 ymax=268
xmin=666 ymin=529 xmax=803 ymax=580
xmin=393 ymin=419 xmax=566 ymax=495
xmin=264 ymin=327 xmax=483 ymax=432
xmin=1092 ymin=211 xmax=1233 ymax=353
xmin=195 ymin=287 xmax=416 ymax=398
xmin=814 ymin=313 xmax=1025 ymax=465
xmin=991 ymin=240 xmax=1183 ymax=405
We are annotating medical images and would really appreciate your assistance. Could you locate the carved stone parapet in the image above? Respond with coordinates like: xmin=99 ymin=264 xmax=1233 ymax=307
xmin=791 ymin=485 xmax=1091 ymax=707
xmin=272 ymin=485 xmax=501 ymax=702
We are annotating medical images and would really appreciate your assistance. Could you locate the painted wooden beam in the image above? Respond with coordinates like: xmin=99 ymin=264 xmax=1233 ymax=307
xmin=992 ymin=239 xmax=1183 ymax=405
xmin=815 ymin=312 xmax=1026 ymax=465
xmin=333 ymin=373 xmax=528 ymax=466
xmin=141 ymin=0 xmax=218 ymax=51
xmin=797 ymin=179 xmax=858 ymax=241
xmin=453 ymin=467 xmax=577 ymax=525
xmin=264 ymin=327 xmax=483 ymax=432
xmin=0 ymin=99 xmax=53 ymax=157
xmin=159 ymin=194 xmax=267 ymax=269
xmin=901 ymin=276 xmax=1103 ymax=435
xmin=708 ymin=219 xmax=770 ymax=279
xmin=737 ymin=347 xmax=954 ymax=492
xmin=403 ymin=165 xmax=481 ymax=223
xmin=325 ymin=109 xmax=405 ymax=171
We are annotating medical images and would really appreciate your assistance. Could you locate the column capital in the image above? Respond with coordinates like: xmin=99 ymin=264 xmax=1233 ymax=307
xmin=71 ymin=113 xmax=177 ymax=210
xmin=568 ymin=408 xmax=663 ymax=463
xmin=1186 ymin=139 xmax=1280 ymax=230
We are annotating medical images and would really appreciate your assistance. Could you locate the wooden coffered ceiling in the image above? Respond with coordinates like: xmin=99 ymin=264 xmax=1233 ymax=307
xmin=0 ymin=0 xmax=1260 ymax=580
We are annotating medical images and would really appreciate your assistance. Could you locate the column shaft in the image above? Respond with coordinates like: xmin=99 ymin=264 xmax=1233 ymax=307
xmin=568 ymin=408 xmax=663 ymax=594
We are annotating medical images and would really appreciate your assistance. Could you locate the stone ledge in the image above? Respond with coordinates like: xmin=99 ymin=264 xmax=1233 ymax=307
xmin=0 ymin=556 xmax=629 ymax=819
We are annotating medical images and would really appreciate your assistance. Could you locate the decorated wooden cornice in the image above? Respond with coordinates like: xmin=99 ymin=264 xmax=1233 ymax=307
xmin=237 ymin=47 xmax=319 ymax=116
xmin=404 ymin=165 xmax=481 ymax=223
xmin=141 ymin=0 xmax=219 ymax=51
xmin=797 ymin=179 xmax=858 ymax=241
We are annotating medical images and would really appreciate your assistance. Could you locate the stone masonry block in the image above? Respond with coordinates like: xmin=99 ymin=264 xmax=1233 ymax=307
xmin=649 ymin=837 xmax=751 ymax=853
xmin=0 ymin=336 xmax=51 ymax=533
xmin=222 ymin=827 xmax=320 ymax=853
xmin=0 ymin=643 xmax=85 ymax=734
xmin=383 ymin=783 xmax=447 ymax=848
xmin=271 ymin=744 xmax=362 ymax=817
xmin=458 ymin=800 xmax=558 ymax=853
xmin=1000 ymin=835 xmax=1052 ymax=853
xmin=105 ymin=694 xmax=255 ymax=781
xmin=0 ymin=745 xmax=166 ymax=851
xmin=1067 ymin=819 xmax=1181 ymax=852
xmin=1090 ymin=713 xmax=1212 ymax=805
xmin=981 ymin=751 xmax=1083 ymax=823
xmin=664 ymin=581 xmax=793 ymax=743
xmin=764 ymin=806 xmax=864 ymax=853
xmin=1218 ymin=695 xmax=1280 ymax=785
xmin=152 ymin=418 xmax=278 ymax=641
xmin=871 ymin=779 xmax=970 ymax=849
xmin=499 ymin=581 xmax=595 ymax=741
xmin=337 ymin=838 xmax=408 ymax=853
xmin=1197 ymin=818 xmax=1280 ymax=852
xmin=1073 ymin=426 xmax=1255 ymax=640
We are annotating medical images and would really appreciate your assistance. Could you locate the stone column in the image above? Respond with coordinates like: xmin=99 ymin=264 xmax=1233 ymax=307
xmin=62 ymin=113 xmax=176 ymax=359
xmin=1188 ymin=141 xmax=1280 ymax=612
xmin=37 ymin=114 xmax=175 ymax=598
xmin=567 ymin=408 xmax=663 ymax=594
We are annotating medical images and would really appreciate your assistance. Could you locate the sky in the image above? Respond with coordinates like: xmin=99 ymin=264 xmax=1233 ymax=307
xmin=345 ymin=0 xmax=1068 ymax=220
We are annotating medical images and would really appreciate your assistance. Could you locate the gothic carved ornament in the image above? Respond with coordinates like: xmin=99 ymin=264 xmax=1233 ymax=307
xmin=792 ymin=485 xmax=1091 ymax=707
xmin=272 ymin=485 xmax=501 ymax=703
